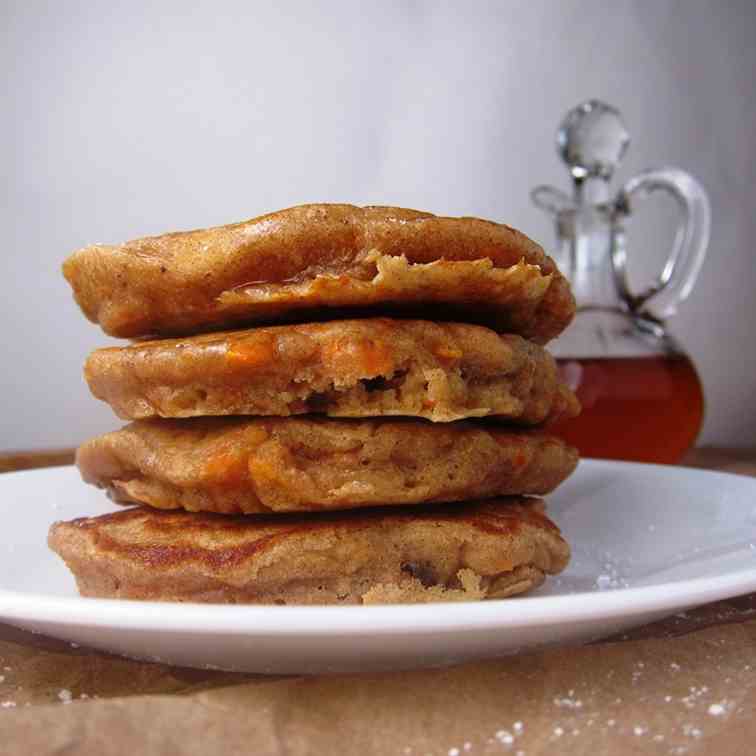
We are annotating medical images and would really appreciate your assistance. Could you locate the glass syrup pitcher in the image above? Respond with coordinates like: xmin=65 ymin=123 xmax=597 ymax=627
xmin=532 ymin=100 xmax=711 ymax=464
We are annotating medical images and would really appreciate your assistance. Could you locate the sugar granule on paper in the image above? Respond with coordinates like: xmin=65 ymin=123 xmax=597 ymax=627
xmin=553 ymin=695 xmax=583 ymax=709
xmin=682 ymin=724 xmax=703 ymax=738
xmin=708 ymin=702 xmax=727 ymax=716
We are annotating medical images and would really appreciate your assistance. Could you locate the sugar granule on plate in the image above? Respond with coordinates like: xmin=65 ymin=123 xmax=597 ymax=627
xmin=448 ymin=748 xmax=460 ymax=756
xmin=57 ymin=689 xmax=73 ymax=704
xmin=553 ymin=727 xmax=564 ymax=737
xmin=633 ymin=726 xmax=646 ymax=736
xmin=512 ymin=722 xmax=523 ymax=733
xmin=495 ymin=730 xmax=514 ymax=745
xmin=1 ymin=701 xmax=16 ymax=708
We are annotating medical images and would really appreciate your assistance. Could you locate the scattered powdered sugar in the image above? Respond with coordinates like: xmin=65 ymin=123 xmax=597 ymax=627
xmin=633 ymin=726 xmax=647 ymax=736
xmin=593 ymin=552 xmax=632 ymax=590
xmin=57 ymin=689 xmax=73 ymax=704
xmin=680 ymin=685 xmax=709 ymax=709
xmin=553 ymin=726 xmax=564 ymax=737
xmin=448 ymin=748 xmax=460 ymax=756
xmin=595 ymin=574 xmax=615 ymax=590
xmin=1 ymin=701 xmax=16 ymax=709
xmin=484 ymin=722 xmax=530 ymax=751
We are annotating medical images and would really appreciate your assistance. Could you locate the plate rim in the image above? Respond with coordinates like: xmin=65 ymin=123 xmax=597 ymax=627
xmin=1 ymin=460 xmax=755 ymax=636
xmin=1 ymin=566 xmax=756 ymax=636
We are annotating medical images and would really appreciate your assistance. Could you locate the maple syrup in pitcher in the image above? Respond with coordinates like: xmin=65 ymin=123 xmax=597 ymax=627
xmin=532 ymin=101 xmax=710 ymax=463
xmin=553 ymin=332 xmax=705 ymax=464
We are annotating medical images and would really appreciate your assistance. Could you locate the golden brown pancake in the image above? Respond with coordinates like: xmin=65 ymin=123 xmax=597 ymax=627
xmin=76 ymin=416 xmax=579 ymax=514
xmin=62 ymin=204 xmax=575 ymax=343
xmin=84 ymin=318 xmax=579 ymax=424
xmin=48 ymin=498 xmax=570 ymax=605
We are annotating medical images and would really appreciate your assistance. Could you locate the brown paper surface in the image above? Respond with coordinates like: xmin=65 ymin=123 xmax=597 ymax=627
xmin=1 ymin=598 xmax=755 ymax=756
xmin=1 ymin=451 xmax=754 ymax=755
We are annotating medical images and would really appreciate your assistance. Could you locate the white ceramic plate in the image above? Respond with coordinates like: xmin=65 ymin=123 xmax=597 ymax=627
xmin=1 ymin=461 xmax=755 ymax=674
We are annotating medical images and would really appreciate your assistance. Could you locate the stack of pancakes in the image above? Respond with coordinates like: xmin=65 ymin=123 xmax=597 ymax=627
xmin=50 ymin=204 xmax=580 ymax=605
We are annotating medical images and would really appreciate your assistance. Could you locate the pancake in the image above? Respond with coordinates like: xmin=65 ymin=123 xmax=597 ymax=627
xmin=47 ymin=498 xmax=570 ymax=605
xmin=76 ymin=416 xmax=579 ymax=514
xmin=62 ymin=204 xmax=575 ymax=343
xmin=83 ymin=318 xmax=580 ymax=424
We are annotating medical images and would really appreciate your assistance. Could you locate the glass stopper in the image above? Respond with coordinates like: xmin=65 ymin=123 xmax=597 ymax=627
xmin=556 ymin=100 xmax=630 ymax=181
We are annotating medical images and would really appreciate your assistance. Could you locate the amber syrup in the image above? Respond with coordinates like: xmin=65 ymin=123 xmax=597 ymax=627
xmin=552 ymin=354 xmax=704 ymax=464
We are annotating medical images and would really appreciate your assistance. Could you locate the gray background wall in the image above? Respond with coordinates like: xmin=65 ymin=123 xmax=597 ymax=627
xmin=2 ymin=0 xmax=755 ymax=450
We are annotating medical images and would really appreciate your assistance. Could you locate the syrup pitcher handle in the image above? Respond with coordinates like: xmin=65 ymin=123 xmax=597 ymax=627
xmin=611 ymin=168 xmax=711 ymax=321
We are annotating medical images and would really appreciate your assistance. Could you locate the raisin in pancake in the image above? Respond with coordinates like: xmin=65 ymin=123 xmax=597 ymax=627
xmin=77 ymin=416 xmax=578 ymax=514
xmin=84 ymin=318 xmax=579 ymax=424
xmin=48 ymin=498 xmax=570 ymax=605
xmin=63 ymin=204 xmax=574 ymax=343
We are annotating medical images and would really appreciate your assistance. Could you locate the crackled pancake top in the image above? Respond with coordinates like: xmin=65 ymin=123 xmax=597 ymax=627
xmin=63 ymin=204 xmax=575 ymax=342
